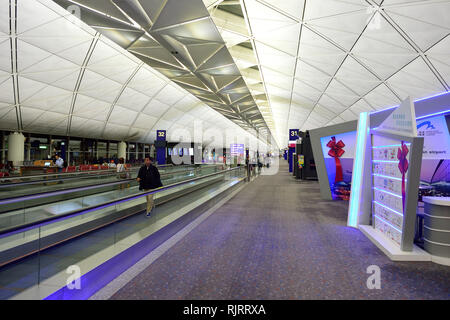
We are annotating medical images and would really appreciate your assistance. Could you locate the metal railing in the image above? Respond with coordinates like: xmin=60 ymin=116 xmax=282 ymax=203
xmin=0 ymin=166 xmax=243 ymax=238
xmin=0 ymin=164 xmax=193 ymax=185
xmin=0 ymin=165 xmax=223 ymax=205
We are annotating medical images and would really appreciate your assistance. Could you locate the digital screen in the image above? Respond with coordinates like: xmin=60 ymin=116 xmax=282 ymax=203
xmin=230 ymin=144 xmax=244 ymax=156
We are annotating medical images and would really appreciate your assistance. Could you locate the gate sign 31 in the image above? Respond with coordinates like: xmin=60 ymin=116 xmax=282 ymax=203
xmin=289 ymin=129 xmax=299 ymax=140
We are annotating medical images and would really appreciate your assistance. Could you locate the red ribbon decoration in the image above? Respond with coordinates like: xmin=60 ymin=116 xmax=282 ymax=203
xmin=327 ymin=136 xmax=345 ymax=183
xmin=397 ymin=141 xmax=409 ymax=212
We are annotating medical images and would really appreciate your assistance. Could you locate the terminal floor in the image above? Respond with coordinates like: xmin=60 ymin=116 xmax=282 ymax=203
xmin=110 ymin=161 xmax=449 ymax=300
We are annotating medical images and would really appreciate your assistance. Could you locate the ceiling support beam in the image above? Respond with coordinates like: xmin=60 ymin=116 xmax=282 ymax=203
xmin=9 ymin=0 xmax=22 ymax=132
xmin=100 ymin=62 xmax=144 ymax=138
xmin=66 ymin=33 xmax=100 ymax=136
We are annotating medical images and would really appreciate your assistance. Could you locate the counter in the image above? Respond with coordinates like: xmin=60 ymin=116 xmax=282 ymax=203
xmin=422 ymin=197 xmax=450 ymax=258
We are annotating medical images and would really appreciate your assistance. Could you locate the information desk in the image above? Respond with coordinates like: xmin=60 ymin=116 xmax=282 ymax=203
xmin=422 ymin=197 xmax=450 ymax=259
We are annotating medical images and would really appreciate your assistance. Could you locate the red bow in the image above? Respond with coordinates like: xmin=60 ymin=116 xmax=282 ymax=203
xmin=327 ymin=136 xmax=345 ymax=183
xmin=398 ymin=141 xmax=409 ymax=212
xmin=327 ymin=137 xmax=345 ymax=159
xmin=397 ymin=142 xmax=409 ymax=174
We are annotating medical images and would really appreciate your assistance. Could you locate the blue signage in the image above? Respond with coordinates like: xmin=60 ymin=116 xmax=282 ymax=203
xmin=156 ymin=130 xmax=166 ymax=141
xmin=289 ymin=129 xmax=299 ymax=140
xmin=156 ymin=130 xmax=166 ymax=165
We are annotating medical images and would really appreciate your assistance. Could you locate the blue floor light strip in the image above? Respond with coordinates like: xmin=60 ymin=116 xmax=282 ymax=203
xmin=348 ymin=112 xmax=369 ymax=228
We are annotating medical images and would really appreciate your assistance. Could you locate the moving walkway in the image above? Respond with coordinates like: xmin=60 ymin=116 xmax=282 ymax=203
xmin=0 ymin=165 xmax=214 ymax=213
xmin=0 ymin=165 xmax=247 ymax=299
xmin=0 ymin=164 xmax=193 ymax=200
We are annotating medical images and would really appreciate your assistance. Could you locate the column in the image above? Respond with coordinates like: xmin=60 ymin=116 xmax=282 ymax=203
xmin=25 ymin=134 xmax=31 ymax=161
xmin=118 ymin=141 xmax=127 ymax=160
xmin=7 ymin=132 xmax=25 ymax=166
xmin=1 ymin=131 xmax=4 ymax=163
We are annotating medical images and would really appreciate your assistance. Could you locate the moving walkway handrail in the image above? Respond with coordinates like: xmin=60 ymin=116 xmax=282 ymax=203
xmin=0 ymin=168 xmax=140 ymax=189
xmin=0 ymin=166 xmax=242 ymax=238
xmin=0 ymin=163 xmax=191 ymax=184
xmin=0 ymin=166 xmax=209 ymax=204
xmin=0 ymin=167 xmax=136 ymax=183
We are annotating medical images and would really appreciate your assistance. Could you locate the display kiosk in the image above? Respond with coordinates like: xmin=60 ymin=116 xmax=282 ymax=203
xmin=347 ymin=97 xmax=430 ymax=261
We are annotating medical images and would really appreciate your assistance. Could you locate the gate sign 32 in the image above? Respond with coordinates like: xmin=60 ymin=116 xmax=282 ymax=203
xmin=157 ymin=130 xmax=166 ymax=141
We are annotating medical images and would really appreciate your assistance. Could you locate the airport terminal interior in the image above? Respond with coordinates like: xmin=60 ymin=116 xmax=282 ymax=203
xmin=0 ymin=0 xmax=449 ymax=301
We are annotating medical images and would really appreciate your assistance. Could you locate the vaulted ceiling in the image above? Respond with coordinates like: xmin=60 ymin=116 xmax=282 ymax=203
xmin=0 ymin=0 xmax=449 ymax=148
xmin=205 ymin=0 xmax=450 ymax=144
xmin=0 ymin=0 xmax=270 ymax=149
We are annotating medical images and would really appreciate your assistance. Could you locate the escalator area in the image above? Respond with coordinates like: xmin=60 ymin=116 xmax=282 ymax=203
xmin=0 ymin=164 xmax=248 ymax=300
xmin=0 ymin=164 xmax=196 ymax=201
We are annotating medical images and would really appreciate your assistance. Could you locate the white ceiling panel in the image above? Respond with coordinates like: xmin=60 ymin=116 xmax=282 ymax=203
xmin=70 ymin=116 xmax=104 ymax=137
xmin=364 ymin=84 xmax=401 ymax=110
xmin=115 ymin=88 xmax=151 ymax=112
xmin=21 ymin=85 xmax=72 ymax=113
xmin=384 ymin=1 xmax=450 ymax=51
xmin=349 ymin=99 xmax=373 ymax=115
xmin=133 ymin=113 xmax=158 ymax=131
xmin=0 ymin=78 xmax=15 ymax=105
xmin=154 ymin=84 xmax=187 ymax=106
xmin=142 ymin=99 xmax=171 ymax=118
xmin=334 ymin=57 xmax=382 ymax=96
xmin=386 ymin=57 xmax=446 ymax=100
xmin=426 ymin=36 xmax=450 ymax=86
xmin=103 ymin=123 xmax=131 ymax=140
xmin=127 ymin=67 xmax=167 ymax=96
xmin=72 ymin=95 xmax=111 ymax=121
xmin=17 ymin=0 xmax=61 ymax=34
xmin=108 ymin=105 xmax=139 ymax=126
xmin=0 ymin=0 xmax=448 ymax=148
xmin=0 ymin=39 xmax=11 ymax=73
xmin=303 ymin=0 xmax=367 ymax=21
xmin=306 ymin=10 xmax=371 ymax=51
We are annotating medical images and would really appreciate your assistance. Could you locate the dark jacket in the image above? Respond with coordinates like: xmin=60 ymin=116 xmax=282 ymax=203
xmin=137 ymin=164 xmax=162 ymax=190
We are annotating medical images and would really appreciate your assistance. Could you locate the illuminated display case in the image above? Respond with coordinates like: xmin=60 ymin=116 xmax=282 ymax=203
xmin=371 ymin=134 xmax=414 ymax=247
xmin=348 ymin=98 xmax=428 ymax=259
xmin=369 ymin=131 xmax=423 ymax=251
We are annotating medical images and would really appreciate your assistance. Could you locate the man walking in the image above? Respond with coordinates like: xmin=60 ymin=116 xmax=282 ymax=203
xmin=137 ymin=157 xmax=162 ymax=217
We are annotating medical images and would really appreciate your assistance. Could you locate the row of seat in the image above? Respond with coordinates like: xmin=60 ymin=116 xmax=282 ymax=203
xmin=0 ymin=164 xmax=134 ymax=177
xmin=66 ymin=163 xmax=132 ymax=172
